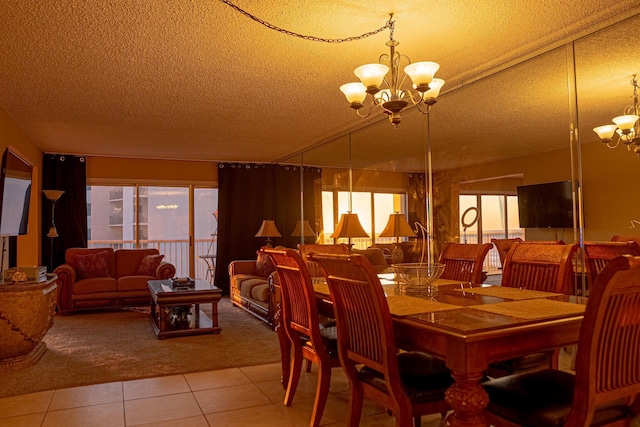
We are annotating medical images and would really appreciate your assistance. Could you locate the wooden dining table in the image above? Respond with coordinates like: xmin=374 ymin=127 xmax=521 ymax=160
xmin=275 ymin=274 xmax=587 ymax=427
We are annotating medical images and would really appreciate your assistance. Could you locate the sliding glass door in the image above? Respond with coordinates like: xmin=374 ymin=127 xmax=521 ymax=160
xmin=87 ymin=185 xmax=218 ymax=279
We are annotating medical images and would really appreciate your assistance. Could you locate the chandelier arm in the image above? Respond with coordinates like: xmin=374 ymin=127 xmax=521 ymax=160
xmin=219 ymin=0 xmax=391 ymax=43
xmin=607 ymin=139 xmax=620 ymax=149
xmin=415 ymin=102 xmax=432 ymax=115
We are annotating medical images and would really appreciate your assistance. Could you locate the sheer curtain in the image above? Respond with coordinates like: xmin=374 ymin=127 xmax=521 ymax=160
xmin=41 ymin=154 xmax=87 ymax=271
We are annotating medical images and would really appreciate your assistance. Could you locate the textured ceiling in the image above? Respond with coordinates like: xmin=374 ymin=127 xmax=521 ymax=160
xmin=0 ymin=1 xmax=639 ymax=171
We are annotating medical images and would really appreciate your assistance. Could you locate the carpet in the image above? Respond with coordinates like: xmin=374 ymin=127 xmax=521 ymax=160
xmin=0 ymin=297 xmax=281 ymax=398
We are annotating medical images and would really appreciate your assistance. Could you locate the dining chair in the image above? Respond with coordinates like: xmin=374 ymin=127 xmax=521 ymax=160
xmin=309 ymin=252 xmax=453 ymax=427
xmin=438 ymin=242 xmax=493 ymax=285
xmin=487 ymin=241 xmax=579 ymax=378
xmin=583 ymin=240 xmax=640 ymax=290
xmin=491 ymin=238 xmax=523 ymax=269
xmin=297 ymin=243 xmax=350 ymax=278
xmin=483 ymin=255 xmax=640 ymax=427
xmin=261 ymin=247 xmax=341 ymax=427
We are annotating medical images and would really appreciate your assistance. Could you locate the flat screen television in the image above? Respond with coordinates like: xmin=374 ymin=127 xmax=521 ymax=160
xmin=517 ymin=180 xmax=574 ymax=229
xmin=0 ymin=149 xmax=33 ymax=236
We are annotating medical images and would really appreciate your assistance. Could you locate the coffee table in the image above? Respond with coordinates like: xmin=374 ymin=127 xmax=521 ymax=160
xmin=147 ymin=279 xmax=222 ymax=339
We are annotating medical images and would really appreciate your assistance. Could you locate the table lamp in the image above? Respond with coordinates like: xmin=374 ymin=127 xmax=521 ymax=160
xmin=378 ymin=212 xmax=417 ymax=263
xmin=255 ymin=219 xmax=282 ymax=247
xmin=331 ymin=212 xmax=369 ymax=247
xmin=291 ymin=220 xmax=316 ymax=242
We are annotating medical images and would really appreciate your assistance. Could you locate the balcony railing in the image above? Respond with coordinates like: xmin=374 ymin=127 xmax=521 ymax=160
xmin=89 ymin=230 xmax=523 ymax=283
xmin=89 ymin=239 xmax=215 ymax=279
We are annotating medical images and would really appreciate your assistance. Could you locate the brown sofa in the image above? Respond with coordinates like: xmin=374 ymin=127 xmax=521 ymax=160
xmin=228 ymin=257 xmax=279 ymax=326
xmin=54 ymin=247 xmax=176 ymax=314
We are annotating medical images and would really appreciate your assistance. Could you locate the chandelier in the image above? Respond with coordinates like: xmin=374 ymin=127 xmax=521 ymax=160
xmin=593 ymin=74 xmax=640 ymax=154
xmin=339 ymin=14 xmax=445 ymax=127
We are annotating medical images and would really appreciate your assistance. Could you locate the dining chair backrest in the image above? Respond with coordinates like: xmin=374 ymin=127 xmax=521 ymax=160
xmin=438 ymin=242 xmax=493 ymax=285
xmin=308 ymin=253 xmax=403 ymax=395
xmin=610 ymin=235 xmax=640 ymax=247
xmin=297 ymin=243 xmax=350 ymax=278
xmin=262 ymin=247 xmax=322 ymax=350
xmin=568 ymin=255 xmax=640 ymax=425
xmin=583 ymin=240 xmax=640 ymax=287
xmin=501 ymin=241 xmax=578 ymax=294
xmin=491 ymin=238 xmax=523 ymax=268
xmin=310 ymin=253 xmax=394 ymax=371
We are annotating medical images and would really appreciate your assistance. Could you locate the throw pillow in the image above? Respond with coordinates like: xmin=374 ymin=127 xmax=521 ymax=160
xmin=75 ymin=251 xmax=111 ymax=280
xmin=255 ymin=251 xmax=276 ymax=277
xmin=137 ymin=254 xmax=165 ymax=276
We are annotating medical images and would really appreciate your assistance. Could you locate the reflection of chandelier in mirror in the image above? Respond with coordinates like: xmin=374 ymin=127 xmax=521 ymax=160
xmin=340 ymin=14 xmax=445 ymax=127
xmin=593 ymin=74 xmax=640 ymax=154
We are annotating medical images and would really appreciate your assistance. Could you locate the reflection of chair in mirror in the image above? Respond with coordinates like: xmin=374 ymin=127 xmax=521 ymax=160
xmin=438 ymin=242 xmax=493 ymax=285
xmin=309 ymin=252 xmax=452 ymax=427
xmin=262 ymin=247 xmax=340 ymax=427
xmin=483 ymin=255 xmax=640 ymax=427
xmin=488 ymin=241 xmax=579 ymax=378
xmin=491 ymin=238 xmax=522 ymax=268
xmin=583 ymin=240 xmax=640 ymax=290
xmin=297 ymin=243 xmax=350 ymax=278
xmin=611 ymin=234 xmax=640 ymax=246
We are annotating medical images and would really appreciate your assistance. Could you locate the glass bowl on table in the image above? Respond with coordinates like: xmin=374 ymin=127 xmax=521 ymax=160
xmin=391 ymin=263 xmax=445 ymax=298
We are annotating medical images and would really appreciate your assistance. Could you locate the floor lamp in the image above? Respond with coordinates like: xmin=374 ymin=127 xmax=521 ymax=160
xmin=43 ymin=190 xmax=64 ymax=272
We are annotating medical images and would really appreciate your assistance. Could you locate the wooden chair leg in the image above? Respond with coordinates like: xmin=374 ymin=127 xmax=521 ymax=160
xmin=347 ymin=384 xmax=365 ymax=427
xmin=310 ymin=361 xmax=331 ymax=427
xmin=284 ymin=342 xmax=303 ymax=406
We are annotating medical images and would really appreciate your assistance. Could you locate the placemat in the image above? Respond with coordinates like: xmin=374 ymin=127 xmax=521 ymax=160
xmin=386 ymin=295 xmax=460 ymax=316
xmin=432 ymin=278 xmax=470 ymax=286
xmin=451 ymin=286 xmax=562 ymax=300
xmin=313 ymin=282 xmax=330 ymax=296
xmin=468 ymin=299 xmax=585 ymax=319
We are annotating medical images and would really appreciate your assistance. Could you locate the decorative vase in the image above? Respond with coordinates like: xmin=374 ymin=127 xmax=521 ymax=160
xmin=391 ymin=263 xmax=445 ymax=297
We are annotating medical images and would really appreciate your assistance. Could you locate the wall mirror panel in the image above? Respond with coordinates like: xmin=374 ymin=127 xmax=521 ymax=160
xmin=574 ymin=12 xmax=640 ymax=241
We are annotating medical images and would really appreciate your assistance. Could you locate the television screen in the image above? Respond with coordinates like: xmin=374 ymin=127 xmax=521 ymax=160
xmin=517 ymin=181 xmax=574 ymax=229
xmin=0 ymin=149 xmax=33 ymax=236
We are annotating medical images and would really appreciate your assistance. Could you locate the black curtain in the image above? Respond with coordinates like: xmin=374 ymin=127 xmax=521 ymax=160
xmin=215 ymin=163 xmax=276 ymax=293
xmin=215 ymin=163 xmax=323 ymax=294
xmin=42 ymin=154 xmax=87 ymax=272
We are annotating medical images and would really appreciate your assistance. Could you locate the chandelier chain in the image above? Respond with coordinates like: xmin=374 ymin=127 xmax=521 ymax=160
xmin=219 ymin=0 xmax=391 ymax=43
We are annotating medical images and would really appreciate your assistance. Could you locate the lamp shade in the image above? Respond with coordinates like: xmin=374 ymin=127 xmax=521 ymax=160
xmin=378 ymin=213 xmax=417 ymax=238
xmin=340 ymin=82 xmax=367 ymax=105
xmin=404 ymin=61 xmax=439 ymax=90
xmin=593 ymin=124 xmax=618 ymax=141
xmin=330 ymin=213 xmax=369 ymax=239
xmin=43 ymin=190 xmax=64 ymax=201
xmin=255 ymin=220 xmax=282 ymax=238
xmin=421 ymin=78 xmax=445 ymax=99
xmin=291 ymin=220 xmax=315 ymax=237
xmin=354 ymin=63 xmax=389 ymax=89
xmin=612 ymin=114 xmax=639 ymax=132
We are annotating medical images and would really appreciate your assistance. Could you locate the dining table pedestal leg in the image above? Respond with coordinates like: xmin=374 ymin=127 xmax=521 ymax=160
xmin=444 ymin=371 xmax=489 ymax=427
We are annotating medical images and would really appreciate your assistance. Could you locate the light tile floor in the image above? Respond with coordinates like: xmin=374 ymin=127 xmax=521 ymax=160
xmin=0 ymin=362 xmax=446 ymax=427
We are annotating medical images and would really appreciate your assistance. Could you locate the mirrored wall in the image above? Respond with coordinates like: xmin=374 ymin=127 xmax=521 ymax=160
xmin=284 ymin=10 xmax=640 ymax=279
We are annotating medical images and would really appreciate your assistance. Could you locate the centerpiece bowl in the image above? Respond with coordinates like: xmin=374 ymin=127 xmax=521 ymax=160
xmin=391 ymin=262 xmax=445 ymax=296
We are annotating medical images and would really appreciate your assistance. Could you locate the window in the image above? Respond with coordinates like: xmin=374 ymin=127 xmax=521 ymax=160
xmin=322 ymin=190 xmax=408 ymax=249
xmin=87 ymin=185 xmax=218 ymax=278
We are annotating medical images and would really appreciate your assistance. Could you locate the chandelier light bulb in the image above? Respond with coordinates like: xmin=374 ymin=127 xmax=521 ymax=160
xmin=612 ymin=114 xmax=640 ymax=133
xmin=354 ymin=63 xmax=389 ymax=93
xmin=340 ymin=82 xmax=367 ymax=108
xmin=593 ymin=124 xmax=618 ymax=142
xmin=404 ymin=61 xmax=440 ymax=92
xmin=421 ymin=78 xmax=445 ymax=100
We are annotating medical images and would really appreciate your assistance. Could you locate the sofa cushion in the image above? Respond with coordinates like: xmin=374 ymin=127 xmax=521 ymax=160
xmin=255 ymin=251 xmax=276 ymax=277
xmin=74 ymin=277 xmax=118 ymax=294
xmin=137 ymin=254 xmax=165 ymax=276
xmin=239 ymin=277 xmax=269 ymax=299
xmin=115 ymin=249 xmax=160 ymax=278
xmin=76 ymin=251 xmax=112 ymax=280
xmin=118 ymin=275 xmax=152 ymax=292
xmin=250 ymin=283 xmax=270 ymax=302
